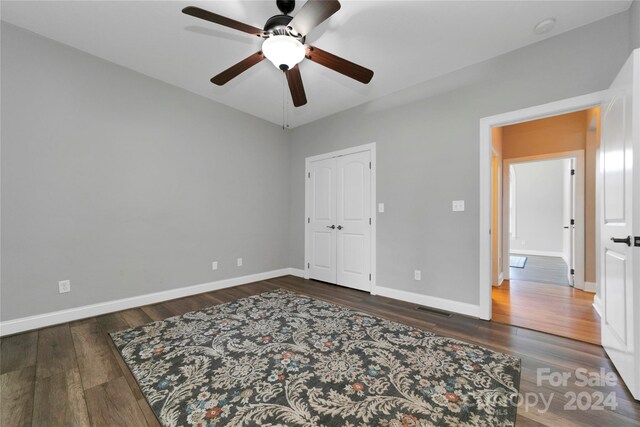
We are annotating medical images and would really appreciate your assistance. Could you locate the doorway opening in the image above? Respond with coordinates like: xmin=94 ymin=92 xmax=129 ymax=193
xmin=490 ymin=108 xmax=601 ymax=345
xmin=505 ymin=155 xmax=582 ymax=287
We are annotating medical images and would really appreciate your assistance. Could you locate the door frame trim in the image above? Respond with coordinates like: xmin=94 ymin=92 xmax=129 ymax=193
xmin=479 ymin=91 xmax=606 ymax=320
xmin=304 ymin=143 xmax=377 ymax=294
xmin=502 ymin=150 xmax=586 ymax=290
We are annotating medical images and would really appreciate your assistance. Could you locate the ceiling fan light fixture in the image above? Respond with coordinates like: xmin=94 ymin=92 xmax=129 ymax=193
xmin=262 ymin=35 xmax=306 ymax=71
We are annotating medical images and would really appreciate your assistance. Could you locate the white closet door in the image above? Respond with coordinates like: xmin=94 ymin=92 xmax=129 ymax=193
xmin=308 ymin=157 xmax=337 ymax=284
xmin=336 ymin=151 xmax=371 ymax=291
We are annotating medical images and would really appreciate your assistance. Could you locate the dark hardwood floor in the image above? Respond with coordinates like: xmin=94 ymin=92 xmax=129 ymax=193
xmin=1 ymin=275 xmax=638 ymax=426
xmin=508 ymin=254 xmax=570 ymax=286
xmin=493 ymin=279 xmax=600 ymax=345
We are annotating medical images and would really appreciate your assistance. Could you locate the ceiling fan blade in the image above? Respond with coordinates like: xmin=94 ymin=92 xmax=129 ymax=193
xmin=182 ymin=6 xmax=264 ymax=36
xmin=285 ymin=65 xmax=307 ymax=107
xmin=211 ymin=51 xmax=265 ymax=86
xmin=288 ymin=0 xmax=341 ymax=37
xmin=305 ymin=46 xmax=374 ymax=84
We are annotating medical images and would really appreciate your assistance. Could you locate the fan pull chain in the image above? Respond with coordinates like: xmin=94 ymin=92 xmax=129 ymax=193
xmin=281 ymin=71 xmax=290 ymax=130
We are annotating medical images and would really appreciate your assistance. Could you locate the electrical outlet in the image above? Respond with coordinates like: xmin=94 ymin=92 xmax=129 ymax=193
xmin=58 ymin=280 xmax=71 ymax=293
xmin=452 ymin=200 xmax=465 ymax=212
xmin=237 ymin=258 xmax=243 ymax=267
xmin=414 ymin=270 xmax=421 ymax=281
xmin=211 ymin=261 xmax=218 ymax=271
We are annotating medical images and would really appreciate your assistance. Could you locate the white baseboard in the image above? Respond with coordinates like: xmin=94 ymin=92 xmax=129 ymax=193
xmin=0 ymin=268 xmax=301 ymax=337
xmin=584 ymin=281 xmax=596 ymax=293
xmin=375 ymin=286 xmax=480 ymax=318
xmin=287 ymin=268 xmax=305 ymax=278
xmin=593 ymin=294 xmax=602 ymax=317
xmin=510 ymin=249 xmax=564 ymax=258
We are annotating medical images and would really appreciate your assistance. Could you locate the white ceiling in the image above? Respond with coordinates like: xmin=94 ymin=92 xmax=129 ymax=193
xmin=1 ymin=0 xmax=631 ymax=128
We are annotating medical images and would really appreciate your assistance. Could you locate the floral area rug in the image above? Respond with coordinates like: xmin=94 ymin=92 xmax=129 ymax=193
xmin=110 ymin=289 xmax=520 ymax=426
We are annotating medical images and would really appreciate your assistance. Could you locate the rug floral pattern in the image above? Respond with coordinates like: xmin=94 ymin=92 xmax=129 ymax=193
xmin=111 ymin=289 xmax=520 ymax=426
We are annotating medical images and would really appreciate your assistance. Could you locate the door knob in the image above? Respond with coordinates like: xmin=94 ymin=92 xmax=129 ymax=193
xmin=611 ymin=236 xmax=631 ymax=246
xmin=337 ymin=225 xmax=343 ymax=230
xmin=326 ymin=225 xmax=335 ymax=229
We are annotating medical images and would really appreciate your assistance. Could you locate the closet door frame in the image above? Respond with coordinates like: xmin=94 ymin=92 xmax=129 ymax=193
xmin=304 ymin=143 xmax=377 ymax=294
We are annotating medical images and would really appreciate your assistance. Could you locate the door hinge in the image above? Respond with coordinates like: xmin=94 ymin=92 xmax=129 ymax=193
xmin=570 ymin=268 xmax=575 ymax=275
xmin=369 ymin=218 xmax=371 ymax=225
xmin=571 ymin=169 xmax=575 ymax=176
xmin=308 ymin=172 xmax=311 ymax=178
xmin=571 ymin=219 xmax=575 ymax=225
xmin=307 ymin=217 xmax=310 ymax=223
xmin=369 ymin=274 xmax=371 ymax=281
xmin=369 ymin=162 xmax=371 ymax=169
xmin=307 ymin=262 xmax=310 ymax=269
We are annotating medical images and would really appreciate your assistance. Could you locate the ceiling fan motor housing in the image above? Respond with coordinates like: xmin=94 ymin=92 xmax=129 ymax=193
xmin=263 ymin=13 xmax=304 ymax=43
xmin=276 ymin=0 xmax=295 ymax=15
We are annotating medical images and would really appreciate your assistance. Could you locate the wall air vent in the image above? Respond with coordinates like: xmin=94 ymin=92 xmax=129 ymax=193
xmin=416 ymin=306 xmax=452 ymax=317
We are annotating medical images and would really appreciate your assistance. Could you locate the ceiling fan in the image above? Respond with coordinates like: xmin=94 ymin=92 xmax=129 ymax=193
xmin=182 ymin=0 xmax=374 ymax=107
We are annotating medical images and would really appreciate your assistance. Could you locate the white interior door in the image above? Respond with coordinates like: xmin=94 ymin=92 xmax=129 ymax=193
xmin=600 ymin=49 xmax=639 ymax=400
xmin=308 ymin=157 xmax=337 ymax=284
xmin=336 ymin=151 xmax=372 ymax=291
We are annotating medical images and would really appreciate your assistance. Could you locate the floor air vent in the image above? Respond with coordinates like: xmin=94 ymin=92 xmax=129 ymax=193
xmin=416 ymin=306 xmax=452 ymax=317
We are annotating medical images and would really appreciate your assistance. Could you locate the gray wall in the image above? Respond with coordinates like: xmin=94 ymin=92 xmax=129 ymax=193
xmin=631 ymin=0 xmax=640 ymax=50
xmin=1 ymin=23 xmax=291 ymax=321
xmin=288 ymin=12 xmax=630 ymax=305
xmin=510 ymin=160 xmax=566 ymax=255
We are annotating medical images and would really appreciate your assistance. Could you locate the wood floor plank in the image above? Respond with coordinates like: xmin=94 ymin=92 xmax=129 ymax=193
xmin=105 ymin=335 xmax=144 ymax=401
xmin=95 ymin=312 xmax=130 ymax=334
xmin=0 ymin=366 xmax=35 ymax=427
xmin=137 ymin=398 xmax=161 ymax=427
xmin=71 ymin=321 xmax=122 ymax=390
xmin=162 ymin=294 xmax=215 ymax=316
xmin=140 ymin=303 xmax=175 ymax=322
xmin=0 ymin=330 xmax=38 ymax=374
xmin=32 ymin=368 xmax=91 ymax=427
xmin=84 ymin=376 xmax=149 ymax=427
xmin=119 ymin=308 xmax=153 ymax=328
xmin=36 ymin=324 xmax=77 ymax=379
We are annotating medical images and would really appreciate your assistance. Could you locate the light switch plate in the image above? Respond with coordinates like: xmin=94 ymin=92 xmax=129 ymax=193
xmin=414 ymin=270 xmax=421 ymax=281
xmin=452 ymin=200 xmax=465 ymax=212
xmin=212 ymin=261 xmax=218 ymax=271
xmin=237 ymin=258 xmax=243 ymax=267
xmin=378 ymin=203 xmax=385 ymax=213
